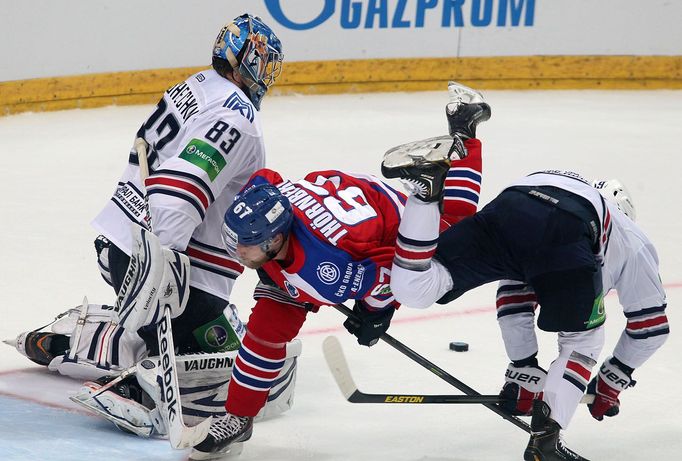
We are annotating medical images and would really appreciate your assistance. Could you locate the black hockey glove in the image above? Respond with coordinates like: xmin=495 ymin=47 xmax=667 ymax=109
xmin=343 ymin=302 xmax=395 ymax=347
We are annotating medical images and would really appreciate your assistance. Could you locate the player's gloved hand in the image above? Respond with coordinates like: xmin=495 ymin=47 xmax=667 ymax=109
xmin=499 ymin=355 xmax=547 ymax=416
xmin=343 ymin=302 xmax=395 ymax=347
xmin=586 ymin=356 xmax=635 ymax=421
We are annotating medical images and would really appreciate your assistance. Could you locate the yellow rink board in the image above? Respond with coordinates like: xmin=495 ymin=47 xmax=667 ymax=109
xmin=1 ymin=56 xmax=681 ymax=116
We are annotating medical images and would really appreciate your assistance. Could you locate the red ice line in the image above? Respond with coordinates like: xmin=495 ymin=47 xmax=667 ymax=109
xmin=0 ymin=387 xmax=94 ymax=416
xmin=1 ymin=282 xmax=680 ymax=414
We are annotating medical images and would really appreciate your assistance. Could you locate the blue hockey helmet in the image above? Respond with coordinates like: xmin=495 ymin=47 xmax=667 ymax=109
xmin=213 ymin=14 xmax=283 ymax=110
xmin=222 ymin=184 xmax=294 ymax=256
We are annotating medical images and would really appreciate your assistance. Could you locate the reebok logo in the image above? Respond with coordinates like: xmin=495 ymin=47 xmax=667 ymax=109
xmin=158 ymin=314 xmax=179 ymax=422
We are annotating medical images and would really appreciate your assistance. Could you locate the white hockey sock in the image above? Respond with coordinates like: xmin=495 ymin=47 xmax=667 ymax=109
xmin=544 ymin=329 xmax=603 ymax=428
xmin=394 ymin=196 xmax=440 ymax=271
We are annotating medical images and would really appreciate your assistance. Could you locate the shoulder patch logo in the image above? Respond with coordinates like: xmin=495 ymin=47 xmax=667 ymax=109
xmin=179 ymin=138 xmax=226 ymax=181
xmin=223 ymin=92 xmax=255 ymax=123
xmin=284 ymin=280 xmax=300 ymax=298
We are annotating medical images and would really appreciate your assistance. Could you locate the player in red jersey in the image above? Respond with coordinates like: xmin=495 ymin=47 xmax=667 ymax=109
xmin=191 ymin=84 xmax=487 ymax=459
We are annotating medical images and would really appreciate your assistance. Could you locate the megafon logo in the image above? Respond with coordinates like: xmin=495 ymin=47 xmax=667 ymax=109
xmin=264 ymin=0 xmax=535 ymax=30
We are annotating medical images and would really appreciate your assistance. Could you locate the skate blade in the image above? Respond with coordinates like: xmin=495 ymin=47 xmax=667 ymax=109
xmin=189 ymin=442 xmax=244 ymax=460
xmin=3 ymin=338 xmax=17 ymax=348
xmin=383 ymin=135 xmax=452 ymax=168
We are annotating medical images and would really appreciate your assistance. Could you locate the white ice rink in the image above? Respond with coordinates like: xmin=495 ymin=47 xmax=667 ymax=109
xmin=1 ymin=89 xmax=681 ymax=460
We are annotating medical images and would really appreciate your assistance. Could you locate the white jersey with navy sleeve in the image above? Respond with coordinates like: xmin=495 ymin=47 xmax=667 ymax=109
xmin=600 ymin=201 xmax=668 ymax=368
xmin=92 ymin=69 xmax=264 ymax=300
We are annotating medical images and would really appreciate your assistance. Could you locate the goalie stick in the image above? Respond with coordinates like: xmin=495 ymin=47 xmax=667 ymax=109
xmin=135 ymin=138 xmax=212 ymax=448
xmin=323 ymin=336 xmax=595 ymax=406
xmin=332 ymin=303 xmax=532 ymax=433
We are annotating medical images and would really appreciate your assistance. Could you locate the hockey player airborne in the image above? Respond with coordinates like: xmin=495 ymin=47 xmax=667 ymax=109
xmin=382 ymin=83 xmax=669 ymax=460
xmin=190 ymin=91 xmax=485 ymax=458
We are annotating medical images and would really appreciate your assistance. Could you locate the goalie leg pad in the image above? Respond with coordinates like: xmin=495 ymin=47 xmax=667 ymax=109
xmin=113 ymin=224 xmax=191 ymax=332
xmin=47 ymin=303 xmax=147 ymax=380
xmin=71 ymin=339 xmax=302 ymax=439
xmin=113 ymin=225 xmax=166 ymax=330
xmin=70 ymin=373 xmax=155 ymax=437
xmin=7 ymin=299 xmax=146 ymax=380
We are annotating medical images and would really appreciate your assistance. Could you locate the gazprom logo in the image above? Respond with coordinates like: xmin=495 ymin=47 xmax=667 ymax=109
xmin=264 ymin=0 xmax=535 ymax=30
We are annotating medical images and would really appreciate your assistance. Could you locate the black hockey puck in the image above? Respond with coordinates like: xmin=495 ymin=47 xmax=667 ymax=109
xmin=449 ymin=341 xmax=469 ymax=352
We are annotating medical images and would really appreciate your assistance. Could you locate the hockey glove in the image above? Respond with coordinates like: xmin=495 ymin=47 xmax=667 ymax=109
xmin=586 ymin=356 xmax=635 ymax=421
xmin=343 ymin=302 xmax=395 ymax=347
xmin=499 ymin=356 xmax=547 ymax=416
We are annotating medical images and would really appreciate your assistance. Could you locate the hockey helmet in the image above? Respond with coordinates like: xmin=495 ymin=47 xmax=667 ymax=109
xmin=213 ymin=14 xmax=283 ymax=110
xmin=222 ymin=184 xmax=294 ymax=256
xmin=592 ymin=178 xmax=637 ymax=221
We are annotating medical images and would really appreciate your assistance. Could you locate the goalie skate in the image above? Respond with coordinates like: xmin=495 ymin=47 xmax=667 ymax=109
xmin=381 ymin=135 xmax=452 ymax=203
xmin=4 ymin=331 xmax=69 ymax=366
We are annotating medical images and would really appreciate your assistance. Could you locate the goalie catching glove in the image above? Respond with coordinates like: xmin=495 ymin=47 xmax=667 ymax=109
xmin=499 ymin=356 xmax=547 ymax=416
xmin=343 ymin=301 xmax=395 ymax=347
xmin=586 ymin=356 xmax=635 ymax=421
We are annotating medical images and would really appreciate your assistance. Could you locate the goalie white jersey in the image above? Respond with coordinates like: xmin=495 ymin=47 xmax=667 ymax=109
xmin=92 ymin=69 xmax=264 ymax=300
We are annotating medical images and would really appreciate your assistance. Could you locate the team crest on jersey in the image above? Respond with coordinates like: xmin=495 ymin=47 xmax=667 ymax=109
xmin=317 ymin=262 xmax=340 ymax=285
xmin=223 ymin=92 xmax=255 ymax=123
xmin=284 ymin=280 xmax=300 ymax=298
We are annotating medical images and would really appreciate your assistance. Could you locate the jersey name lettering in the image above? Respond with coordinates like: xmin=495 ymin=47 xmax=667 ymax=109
xmin=278 ymin=181 xmax=349 ymax=246
xmin=166 ymin=81 xmax=200 ymax=122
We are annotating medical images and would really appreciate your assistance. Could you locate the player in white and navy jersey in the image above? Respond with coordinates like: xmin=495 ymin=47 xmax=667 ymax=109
xmin=382 ymin=83 xmax=668 ymax=461
xmin=9 ymin=13 xmax=301 ymax=441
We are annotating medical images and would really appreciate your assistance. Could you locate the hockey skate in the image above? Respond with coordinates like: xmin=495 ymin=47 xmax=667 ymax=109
xmin=3 ymin=331 xmax=70 ymax=366
xmin=381 ymin=135 xmax=452 ymax=203
xmin=445 ymin=81 xmax=491 ymax=140
xmin=190 ymin=413 xmax=253 ymax=460
xmin=524 ymin=400 xmax=590 ymax=461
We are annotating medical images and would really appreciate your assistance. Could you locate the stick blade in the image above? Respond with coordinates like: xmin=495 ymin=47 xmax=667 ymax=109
xmin=322 ymin=336 xmax=359 ymax=401
xmin=168 ymin=415 xmax=212 ymax=449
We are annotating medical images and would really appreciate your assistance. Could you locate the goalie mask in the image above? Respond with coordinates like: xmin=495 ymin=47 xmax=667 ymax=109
xmin=213 ymin=14 xmax=283 ymax=110
xmin=592 ymin=178 xmax=636 ymax=221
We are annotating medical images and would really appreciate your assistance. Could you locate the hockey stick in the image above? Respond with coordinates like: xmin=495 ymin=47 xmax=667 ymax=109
xmin=323 ymin=336 xmax=504 ymax=404
xmin=323 ymin=335 xmax=595 ymax=407
xmin=135 ymin=138 xmax=212 ymax=448
xmin=331 ymin=304 xmax=532 ymax=433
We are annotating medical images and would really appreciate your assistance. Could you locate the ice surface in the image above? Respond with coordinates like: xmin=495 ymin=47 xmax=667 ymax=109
xmin=1 ymin=89 xmax=680 ymax=460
